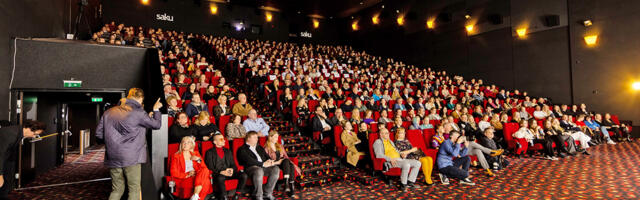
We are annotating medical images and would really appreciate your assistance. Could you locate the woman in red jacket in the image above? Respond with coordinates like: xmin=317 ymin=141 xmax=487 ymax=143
xmin=170 ymin=136 xmax=212 ymax=200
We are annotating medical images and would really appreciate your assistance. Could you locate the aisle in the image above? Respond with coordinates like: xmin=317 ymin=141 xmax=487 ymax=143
xmin=9 ymin=146 xmax=110 ymax=200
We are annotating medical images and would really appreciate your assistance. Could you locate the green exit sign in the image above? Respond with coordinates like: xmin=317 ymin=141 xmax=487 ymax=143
xmin=63 ymin=80 xmax=82 ymax=88
xmin=91 ymin=97 xmax=103 ymax=102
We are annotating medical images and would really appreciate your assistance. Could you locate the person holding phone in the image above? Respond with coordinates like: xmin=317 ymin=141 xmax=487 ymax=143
xmin=205 ymin=133 xmax=247 ymax=200
xmin=436 ymin=131 xmax=475 ymax=186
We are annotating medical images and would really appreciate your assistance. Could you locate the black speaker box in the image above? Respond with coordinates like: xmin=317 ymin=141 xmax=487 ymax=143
xmin=488 ymin=14 xmax=503 ymax=25
xmin=544 ymin=15 xmax=560 ymax=27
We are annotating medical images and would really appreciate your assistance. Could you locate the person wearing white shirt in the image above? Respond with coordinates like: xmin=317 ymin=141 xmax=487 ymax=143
xmin=477 ymin=115 xmax=492 ymax=132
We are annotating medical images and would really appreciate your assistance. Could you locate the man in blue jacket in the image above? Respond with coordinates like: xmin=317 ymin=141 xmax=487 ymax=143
xmin=97 ymin=88 xmax=162 ymax=200
xmin=436 ymin=131 xmax=475 ymax=186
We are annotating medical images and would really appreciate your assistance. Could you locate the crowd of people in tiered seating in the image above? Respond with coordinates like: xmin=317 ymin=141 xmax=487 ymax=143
xmin=94 ymin=22 xmax=634 ymax=198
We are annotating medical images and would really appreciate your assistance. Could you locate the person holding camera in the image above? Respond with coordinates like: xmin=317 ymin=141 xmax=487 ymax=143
xmin=436 ymin=131 xmax=475 ymax=186
xmin=0 ymin=120 xmax=46 ymax=198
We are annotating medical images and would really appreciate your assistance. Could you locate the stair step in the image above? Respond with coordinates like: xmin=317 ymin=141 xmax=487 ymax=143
xmin=299 ymin=169 xmax=349 ymax=188
xmin=345 ymin=170 xmax=377 ymax=185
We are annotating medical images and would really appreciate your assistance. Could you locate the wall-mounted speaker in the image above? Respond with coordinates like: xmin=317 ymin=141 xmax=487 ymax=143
xmin=544 ymin=15 xmax=560 ymax=27
xmin=437 ymin=13 xmax=451 ymax=23
xmin=488 ymin=14 xmax=503 ymax=25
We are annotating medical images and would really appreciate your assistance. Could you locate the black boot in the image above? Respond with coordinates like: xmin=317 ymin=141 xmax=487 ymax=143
xmin=288 ymin=180 xmax=295 ymax=197
xmin=284 ymin=177 xmax=295 ymax=197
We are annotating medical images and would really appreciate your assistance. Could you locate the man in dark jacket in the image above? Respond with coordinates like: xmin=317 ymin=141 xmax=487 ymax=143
xmin=96 ymin=88 xmax=162 ymax=200
xmin=236 ymin=131 xmax=280 ymax=200
xmin=205 ymin=134 xmax=247 ymax=200
xmin=0 ymin=120 xmax=46 ymax=198
xmin=311 ymin=107 xmax=333 ymax=142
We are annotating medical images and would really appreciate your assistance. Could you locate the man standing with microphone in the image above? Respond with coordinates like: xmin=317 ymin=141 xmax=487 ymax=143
xmin=97 ymin=88 xmax=163 ymax=200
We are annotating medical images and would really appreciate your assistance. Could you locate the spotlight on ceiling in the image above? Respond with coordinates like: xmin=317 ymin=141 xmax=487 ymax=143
xmin=582 ymin=19 xmax=593 ymax=27
xmin=465 ymin=14 xmax=470 ymax=19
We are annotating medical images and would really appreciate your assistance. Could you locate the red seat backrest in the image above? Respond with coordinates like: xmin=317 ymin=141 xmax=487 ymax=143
xmin=611 ymin=115 xmax=621 ymax=125
xmin=406 ymin=130 xmax=427 ymax=153
xmin=308 ymin=100 xmax=319 ymax=112
xmin=503 ymin=123 xmax=519 ymax=150
xmin=168 ymin=117 xmax=175 ymax=127
xmin=333 ymin=126 xmax=345 ymax=156
xmin=229 ymin=100 xmax=239 ymax=108
xmin=401 ymin=121 xmax=411 ymax=129
xmin=368 ymin=133 xmax=380 ymax=161
xmin=218 ymin=115 xmax=231 ymax=136
xmin=423 ymin=129 xmax=436 ymax=148
xmin=370 ymin=122 xmax=379 ymax=133
xmin=232 ymin=138 xmax=246 ymax=171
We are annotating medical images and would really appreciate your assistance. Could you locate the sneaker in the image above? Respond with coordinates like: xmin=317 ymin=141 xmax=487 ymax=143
xmin=408 ymin=182 xmax=421 ymax=188
xmin=438 ymin=173 xmax=450 ymax=185
xmin=607 ymin=140 xmax=616 ymax=145
xmin=551 ymin=156 xmax=559 ymax=160
xmin=493 ymin=162 xmax=499 ymax=170
xmin=460 ymin=178 xmax=476 ymax=186
xmin=544 ymin=156 xmax=553 ymax=160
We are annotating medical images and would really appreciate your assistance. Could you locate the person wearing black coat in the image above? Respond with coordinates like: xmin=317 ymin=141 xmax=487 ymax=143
xmin=0 ymin=120 xmax=46 ymax=198
xmin=311 ymin=107 xmax=333 ymax=136
xmin=205 ymin=134 xmax=247 ymax=200
xmin=169 ymin=113 xmax=196 ymax=144
xmin=194 ymin=123 xmax=221 ymax=141
xmin=236 ymin=132 xmax=280 ymax=200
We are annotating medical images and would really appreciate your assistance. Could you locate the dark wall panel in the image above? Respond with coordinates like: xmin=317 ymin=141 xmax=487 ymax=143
xmin=12 ymin=39 xmax=148 ymax=90
xmin=569 ymin=0 xmax=640 ymax=123
xmin=468 ymin=28 xmax=514 ymax=89
xmin=513 ymin=27 xmax=571 ymax=104
xmin=102 ymin=0 xmax=290 ymax=41
xmin=0 ymin=0 xmax=66 ymax=120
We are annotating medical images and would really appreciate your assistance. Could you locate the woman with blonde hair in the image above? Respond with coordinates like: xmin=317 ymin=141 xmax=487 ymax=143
xmin=193 ymin=111 xmax=220 ymax=141
xmin=264 ymin=131 xmax=301 ymax=197
xmin=170 ymin=136 xmax=211 ymax=200
xmin=341 ymin=121 xmax=366 ymax=167
xmin=350 ymin=108 xmax=362 ymax=125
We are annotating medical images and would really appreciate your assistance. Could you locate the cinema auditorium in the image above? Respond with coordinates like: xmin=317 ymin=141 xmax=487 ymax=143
xmin=1 ymin=0 xmax=640 ymax=199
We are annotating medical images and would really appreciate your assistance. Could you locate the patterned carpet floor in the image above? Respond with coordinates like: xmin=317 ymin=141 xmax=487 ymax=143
xmin=10 ymin=141 xmax=640 ymax=199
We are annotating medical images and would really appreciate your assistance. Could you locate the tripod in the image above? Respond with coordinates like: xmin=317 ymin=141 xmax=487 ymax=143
xmin=73 ymin=0 xmax=92 ymax=40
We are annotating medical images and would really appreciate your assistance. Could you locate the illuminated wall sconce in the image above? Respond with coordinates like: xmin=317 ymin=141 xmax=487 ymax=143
xmin=210 ymin=4 xmax=218 ymax=14
xmin=516 ymin=28 xmax=527 ymax=38
xmin=633 ymin=82 xmax=640 ymax=91
xmin=426 ymin=20 xmax=435 ymax=29
xmin=266 ymin=12 xmax=273 ymax=22
xmin=141 ymin=0 xmax=150 ymax=5
xmin=582 ymin=20 xmax=593 ymax=27
xmin=372 ymin=15 xmax=379 ymax=24
xmin=313 ymin=19 xmax=320 ymax=29
xmin=352 ymin=21 xmax=359 ymax=31
xmin=397 ymin=16 xmax=404 ymax=26
xmin=584 ymin=35 xmax=598 ymax=46
xmin=465 ymin=24 xmax=474 ymax=33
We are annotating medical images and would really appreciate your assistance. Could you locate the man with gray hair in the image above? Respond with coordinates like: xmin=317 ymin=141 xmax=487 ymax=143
xmin=373 ymin=129 xmax=421 ymax=191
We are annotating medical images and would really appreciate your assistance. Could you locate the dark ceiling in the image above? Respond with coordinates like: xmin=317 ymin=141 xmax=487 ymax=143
xmin=224 ymin=0 xmax=383 ymax=18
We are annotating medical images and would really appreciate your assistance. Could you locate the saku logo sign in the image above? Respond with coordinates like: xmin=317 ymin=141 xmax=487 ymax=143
xmin=156 ymin=13 xmax=174 ymax=22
